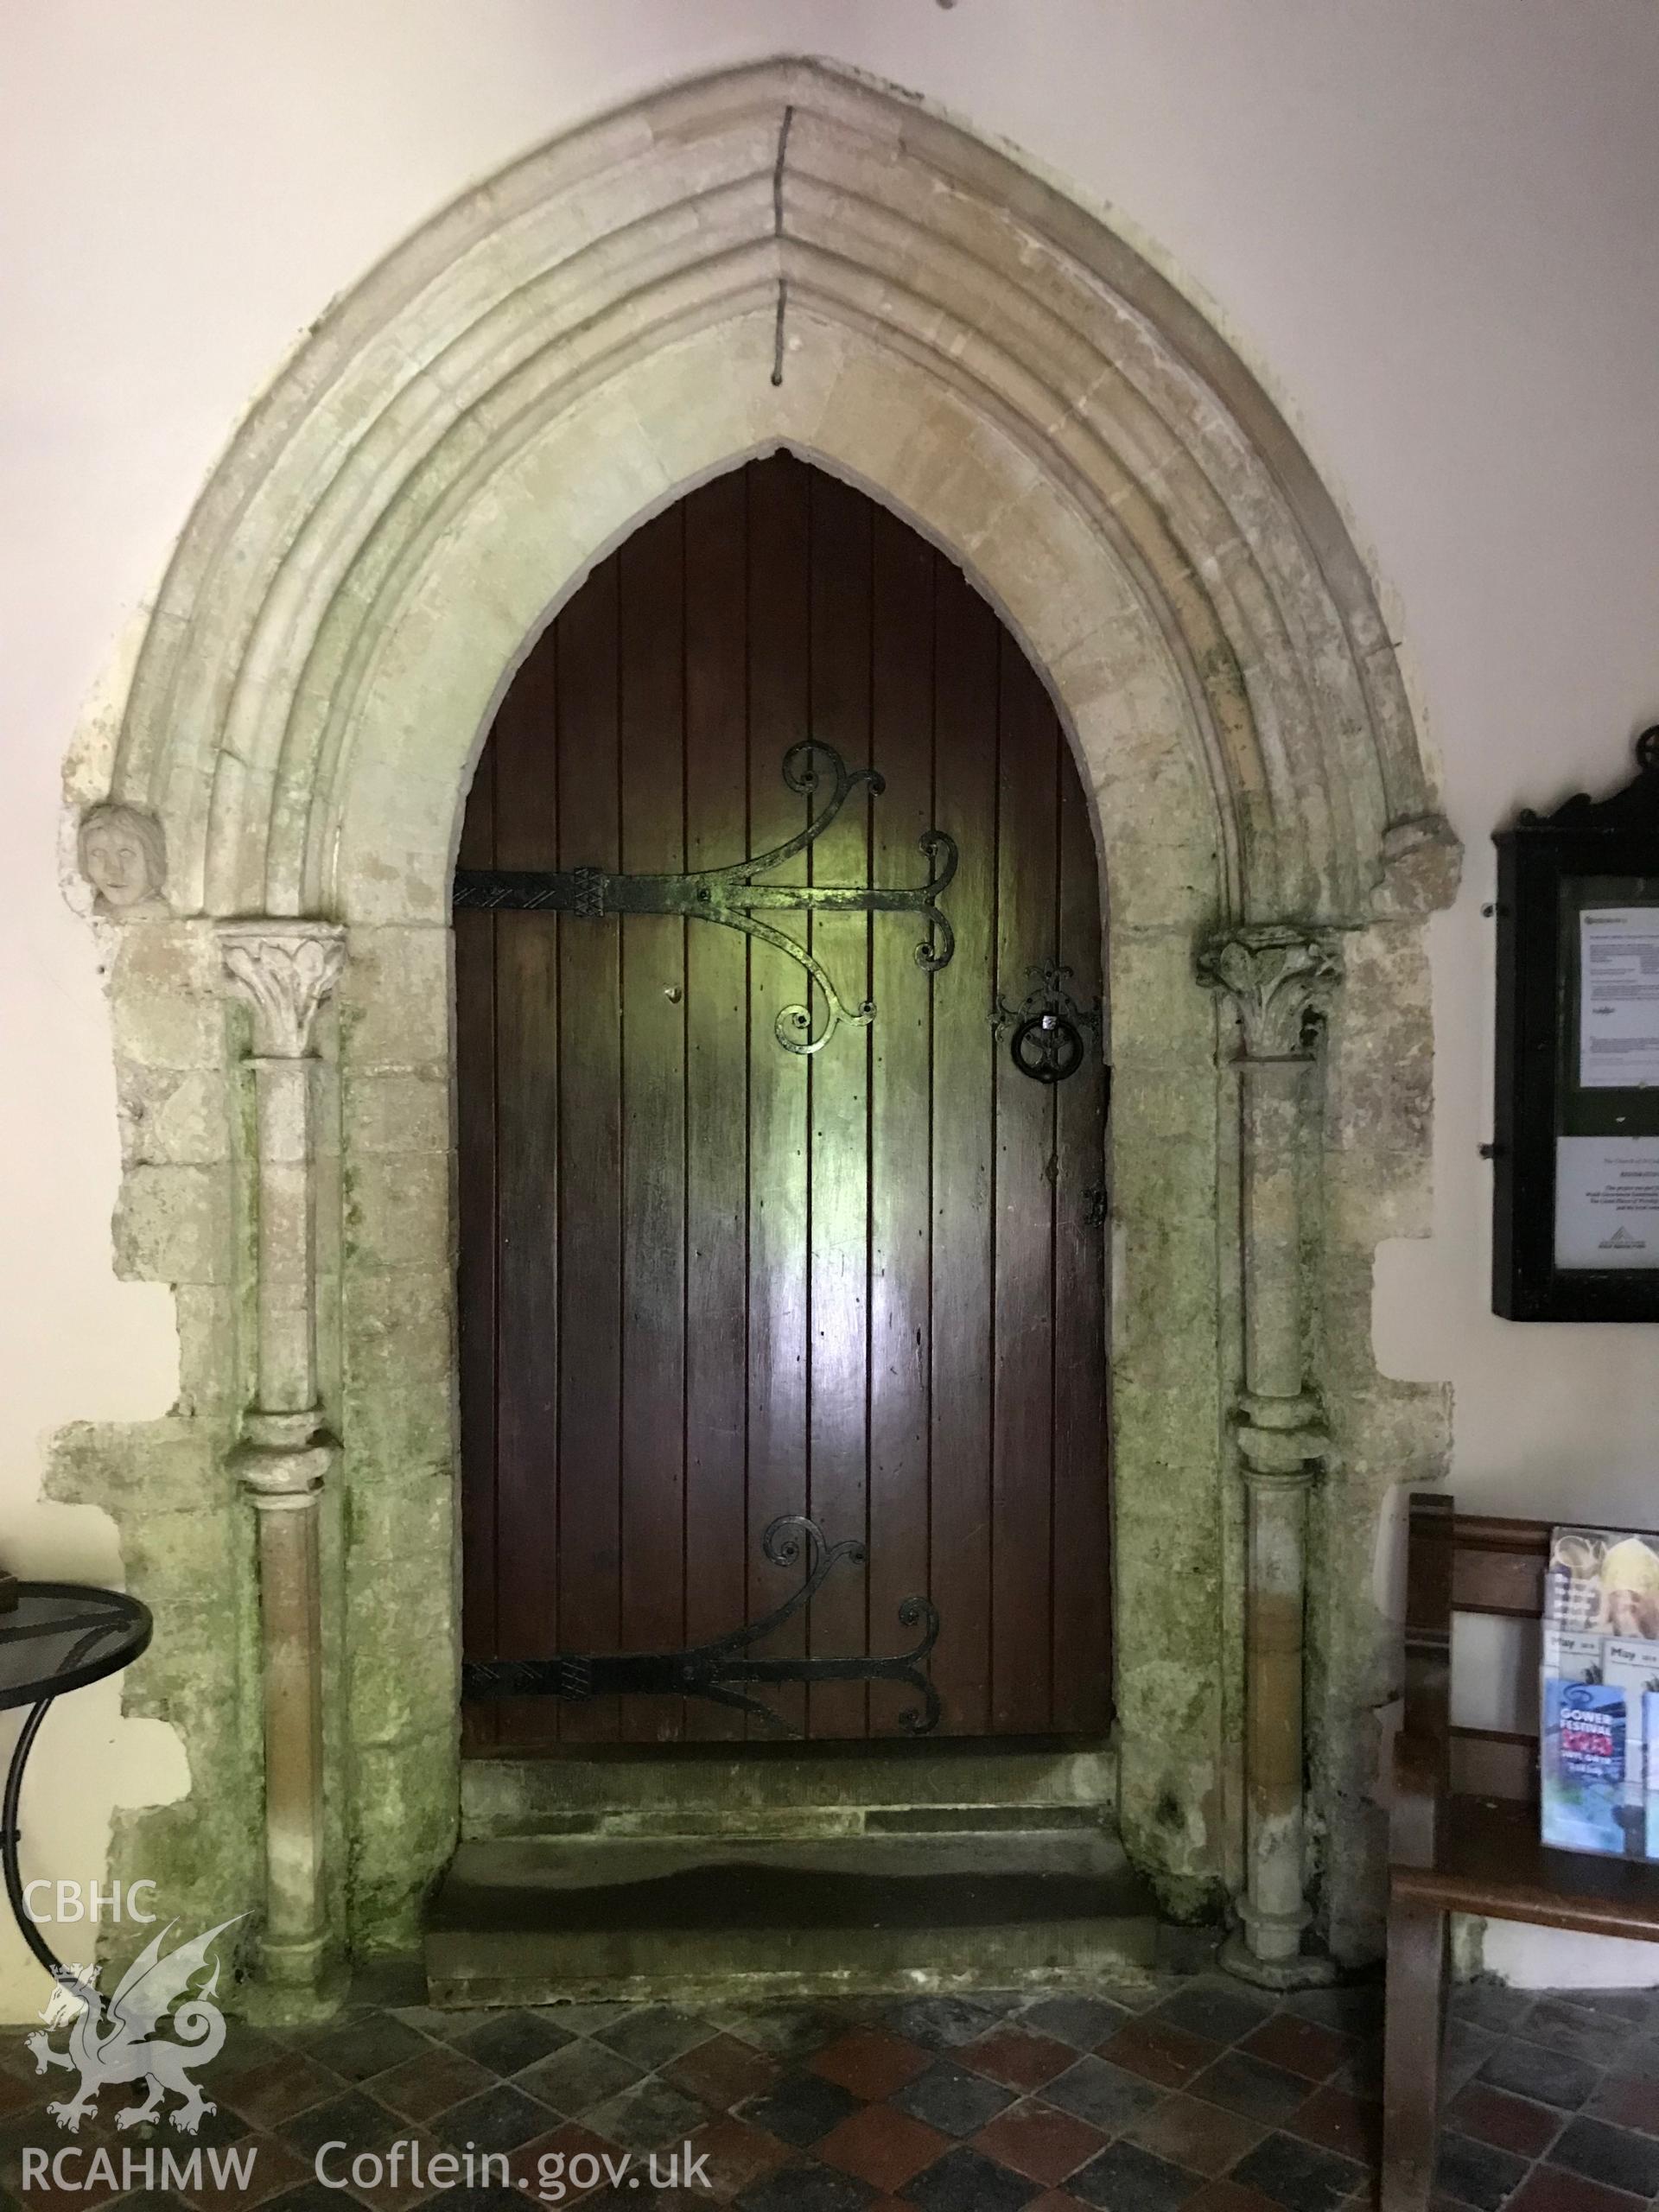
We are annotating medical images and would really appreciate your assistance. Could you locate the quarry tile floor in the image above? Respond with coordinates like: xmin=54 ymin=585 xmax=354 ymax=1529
xmin=0 ymin=1965 xmax=1653 ymax=2210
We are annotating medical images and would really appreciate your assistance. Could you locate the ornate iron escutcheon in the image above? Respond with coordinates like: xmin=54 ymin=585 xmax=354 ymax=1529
xmin=461 ymin=1516 xmax=942 ymax=1736
xmin=994 ymin=960 xmax=1104 ymax=1085
xmin=454 ymin=741 xmax=957 ymax=1055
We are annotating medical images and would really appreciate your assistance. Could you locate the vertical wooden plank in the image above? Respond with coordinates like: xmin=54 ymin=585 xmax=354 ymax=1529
xmin=991 ymin=637 xmax=1059 ymax=1732
xmin=804 ymin=470 xmax=874 ymax=1738
xmin=928 ymin=563 xmax=1000 ymax=1735
xmin=617 ymin=507 xmax=689 ymax=1741
xmin=683 ymin=471 xmax=752 ymax=1740
xmin=554 ymin=554 xmax=625 ymax=1741
xmin=1052 ymin=734 xmax=1113 ymax=1731
xmin=868 ymin=508 xmax=936 ymax=1736
xmin=746 ymin=455 xmax=812 ymax=1738
xmin=455 ymin=744 xmax=498 ymax=1752
xmin=490 ymin=644 xmax=564 ymax=1750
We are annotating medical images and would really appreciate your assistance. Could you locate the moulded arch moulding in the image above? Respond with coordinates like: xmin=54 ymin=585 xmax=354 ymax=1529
xmin=106 ymin=56 xmax=1458 ymax=932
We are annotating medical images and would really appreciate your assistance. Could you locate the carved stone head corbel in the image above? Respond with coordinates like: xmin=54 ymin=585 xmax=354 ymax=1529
xmin=77 ymin=801 xmax=169 ymax=918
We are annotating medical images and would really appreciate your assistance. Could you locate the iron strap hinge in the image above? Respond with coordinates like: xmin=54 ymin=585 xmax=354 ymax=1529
xmin=462 ymin=1516 xmax=941 ymax=1737
xmin=454 ymin=741 xmax=957 ymax=1056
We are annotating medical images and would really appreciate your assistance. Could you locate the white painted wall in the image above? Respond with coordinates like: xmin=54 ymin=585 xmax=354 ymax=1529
xmin=3 ymin=0 xmax=1656 ymax=2007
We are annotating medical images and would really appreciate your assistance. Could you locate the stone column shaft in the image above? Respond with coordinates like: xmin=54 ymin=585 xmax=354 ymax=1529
xmin=1200 ymin=925 xmax=1339 ymax=1989
xmin=221 ymin=921 xmax=345 ymax=1995
xmin=252 ymin=1057 xmax=320 ymax=1416
xmin=1242 ymin=1061 xmax=1306 ymax=1401
xmin=244 ymin=1459 xmax=330 ymax=1980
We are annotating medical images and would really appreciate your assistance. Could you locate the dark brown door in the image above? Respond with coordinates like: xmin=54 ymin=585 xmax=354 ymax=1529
xmin=456 ymin=454 xmax=1109 ymax=1747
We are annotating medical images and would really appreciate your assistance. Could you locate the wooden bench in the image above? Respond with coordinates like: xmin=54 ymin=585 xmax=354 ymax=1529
xmin=1383 ymin=1492 xmax=1659 ymax=2210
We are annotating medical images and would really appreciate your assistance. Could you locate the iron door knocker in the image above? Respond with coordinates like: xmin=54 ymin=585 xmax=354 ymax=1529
xmin=1010 ymin=1008 xmax=1084 ymax=1084
xmin=995 ymin=960 xmax=1103 ymax=1084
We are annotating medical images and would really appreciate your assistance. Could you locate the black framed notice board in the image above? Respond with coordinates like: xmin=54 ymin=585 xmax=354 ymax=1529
xmin=1493 ymin=728 xmax=1659 ymax=1320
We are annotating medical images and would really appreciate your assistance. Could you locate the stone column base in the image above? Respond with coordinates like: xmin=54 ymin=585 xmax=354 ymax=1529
xmin=238 ymin=1945 xmax=351 ymax=2024
xmin=1219 ymin=1924 xmax=1339 ymax=1991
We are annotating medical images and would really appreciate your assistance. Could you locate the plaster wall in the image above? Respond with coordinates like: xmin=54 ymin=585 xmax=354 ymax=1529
xmin=3 ymin=0 xmax=1658 ymax=2008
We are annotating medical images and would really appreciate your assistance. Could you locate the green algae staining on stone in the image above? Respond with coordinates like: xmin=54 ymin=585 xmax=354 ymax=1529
xmin=47 ymin=1422 xmax=264 ymax=1991
xmin=1199 ymin=638 xmax=1252 ymax=708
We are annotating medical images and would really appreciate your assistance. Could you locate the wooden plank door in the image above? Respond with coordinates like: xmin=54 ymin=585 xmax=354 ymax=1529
xmin=456 ymin=453 xmax=1110 ymax=1747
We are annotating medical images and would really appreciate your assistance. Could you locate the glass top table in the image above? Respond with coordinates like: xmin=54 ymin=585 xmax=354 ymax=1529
xmin=0 ymin=1584 xmax=150 ymax=1709
xmin=0 ymin=1584 xmax=152 ymax=1989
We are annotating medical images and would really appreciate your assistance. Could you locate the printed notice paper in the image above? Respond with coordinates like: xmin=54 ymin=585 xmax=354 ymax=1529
xmin=1580 ymin=906 xmax=1659 ymax=1088
xmin=1555 ymin=1137 xmax=1659 ymax=1268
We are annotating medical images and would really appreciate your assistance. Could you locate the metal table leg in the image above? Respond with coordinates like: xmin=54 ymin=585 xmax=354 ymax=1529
xmin=2 ymin=1617 xmax=124 ymax=2005
xmin=1 ymin=1697 xmax=87 ymax=1993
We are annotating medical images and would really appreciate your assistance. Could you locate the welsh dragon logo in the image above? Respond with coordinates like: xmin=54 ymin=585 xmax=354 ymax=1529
xmin=27 ymin=1917 xmax=244 ymax=2134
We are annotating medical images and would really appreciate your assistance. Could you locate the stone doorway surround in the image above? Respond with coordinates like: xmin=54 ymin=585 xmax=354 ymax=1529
xmin=58 ymin=59 xmax=1459 ymax=2006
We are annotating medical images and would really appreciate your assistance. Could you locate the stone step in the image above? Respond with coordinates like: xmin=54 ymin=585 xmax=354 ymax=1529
xmin=461 ymin=1742 xmax=1116 ymax=1841
xmin=424 ymin=1827 xmax=1159 ymax=2007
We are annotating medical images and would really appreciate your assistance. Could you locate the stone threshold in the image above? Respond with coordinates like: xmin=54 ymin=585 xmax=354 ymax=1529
xmin=461 ymin=1738 xmax=1117 ymax=1843
xmin=424 ymin=1827 xmax=1160 ymax=2007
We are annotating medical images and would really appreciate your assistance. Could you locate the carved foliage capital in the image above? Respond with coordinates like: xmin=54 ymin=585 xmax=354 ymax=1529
xmin=1198 ymin=925 xmax=1341 ymax=1060
xmin=219 ymin=922 xmax=346 ymax=1058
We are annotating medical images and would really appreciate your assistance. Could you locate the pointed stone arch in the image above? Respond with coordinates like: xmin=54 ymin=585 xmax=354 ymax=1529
xmin=110 ymin=58 xmax=1449 ymax=931
xmin=67 ymin=59 xmax=1456 ymax=1999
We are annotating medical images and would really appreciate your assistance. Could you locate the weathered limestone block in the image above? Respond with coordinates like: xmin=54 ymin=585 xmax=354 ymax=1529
xmin=113 ymin=1162 xmax=234 ymax=1285
xmin=343 ymin=1269 xmax=455 ymax=1479
xmin=118 ymin=1491 xmax=238 ymax=1586
xmin=346 ymin=1478 xmax=458 ymax=1748
xmin=345 ymin=1151 xmax=452 ymax=1273
xmin=98 ymin=1505 xmax=261 ymax=1972
xmin=337 ymin=927 xmax=451 ymax=1069
xmin=1077 ymin=726 xmax=1218 ymax=928
xmin=1109 ymin=931 xmax=1218 ymax=1069
xmin=1371 ymin=814 xmax=1463 ymax=919
xmin=115 ymin=1067 xmax=230 ymax=1167
xmin=1326 ymin=925 xmax=1434 ymax=1168
xmin=107 ymin=921 xmax=226 ymax=1062
xmin=110 ymin=983 xmax=226 ymax=1078
xmin=1045 ymin=597 xmax=1185 ymax=721
xmin=342 ymin=1070 xmax=450 ymax=1157
xmin=351 ymin=1734 xmax=459 ymax=1953
xmin=622 ymin=314 xmax=785 ymax=481
xmin=988 ymin=483 xmax=1139 ymax=673
xmin=105 ymin=1774 xmax=260 ymax=1979
xmin=810 ymin=346 xmax=942 ymax=500
xmin=48 ymin=1418 xmax=223 ymax=1515
xmin=886 ymin=411 xmax=1041 ymax=578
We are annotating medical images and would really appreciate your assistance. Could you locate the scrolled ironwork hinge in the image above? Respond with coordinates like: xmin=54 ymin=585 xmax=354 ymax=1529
xmin=462 ymin=1516 xmax=942 ymax=1737
xmin=454 ymin=742 xmax=957 ymax=1056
